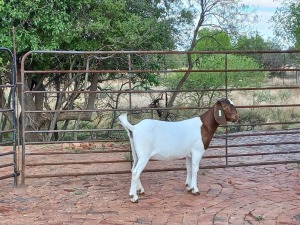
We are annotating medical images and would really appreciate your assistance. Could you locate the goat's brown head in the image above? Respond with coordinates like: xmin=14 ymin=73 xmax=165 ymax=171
xmin=213 ymin=98 xmax=239 ymax=125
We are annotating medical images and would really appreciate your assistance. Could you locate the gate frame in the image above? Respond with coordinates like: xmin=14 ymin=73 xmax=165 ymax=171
xmin=0 ymin=47 xmax=19 ymax=186
xmin=19 ymin=50 xmax=300 ymax=185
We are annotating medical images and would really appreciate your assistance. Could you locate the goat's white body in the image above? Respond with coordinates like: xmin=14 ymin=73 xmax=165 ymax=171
xmin=132 ymin=117 xmax=203 ymax=160
xmin=119 ymin=113 xmax=205 ymax=202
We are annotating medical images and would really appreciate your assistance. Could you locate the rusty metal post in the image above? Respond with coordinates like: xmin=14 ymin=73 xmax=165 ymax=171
xmin=19 ymin=51 xmax=33 ymax=186
xmin=224 ymin=53 xmax=229 ymax=166
xmin=128 ymin=53 xmax=133 ymax=169
xmin=11 ymin=49 xmax=18 ymax=186
xmin=0 ymin=47 xmax=18 ymax=185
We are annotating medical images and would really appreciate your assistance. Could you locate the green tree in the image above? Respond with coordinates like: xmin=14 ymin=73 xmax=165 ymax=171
xmin=161 ymin=29 xmax=266 ymax=118
xmin=235 ymin=33 xmax=278 ymax=50
xmin=162 ymin=54 xmax=265 ymax=107
xmin=194 ymin=29 xmax=233 ymax=51
xmin=0 ymin=0 xmax=259 ymax=140
xmin=234 ymin=33 xmax=281 ymax=68
xmin=0 ymin=0 xmax=179 ymax=54
xmin=272 ymin=0 xmax=300 ymax=49
xmin=160 ymin=0 xmax=256 ymax=120
xmin=0 ymin=0 xmax=190 ymax=141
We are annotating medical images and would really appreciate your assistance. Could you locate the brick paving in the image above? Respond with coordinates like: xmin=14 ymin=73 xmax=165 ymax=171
xmin=1 ymin=130 xmax=300 ymax=225
xmin=1 ymin=163 xmax=299 ymax=225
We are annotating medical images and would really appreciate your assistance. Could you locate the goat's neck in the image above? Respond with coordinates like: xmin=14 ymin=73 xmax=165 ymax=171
xmin=200 ymin=107 xmax=219 ymax=150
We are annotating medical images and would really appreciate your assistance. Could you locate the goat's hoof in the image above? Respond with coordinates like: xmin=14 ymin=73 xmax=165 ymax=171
xmin=130 ymin=195 xmax=139 ymax=203
xmin=192 ymin=191 xmax=200 ymax=195
xmin=137 ymin=189 xmax=145 ymax=195
xmin=186 ymin=186 xmax=193 ymax=192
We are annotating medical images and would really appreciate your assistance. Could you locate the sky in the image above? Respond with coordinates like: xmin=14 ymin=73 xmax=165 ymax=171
xmin=241 ymin=0 xmax=283 ymax=39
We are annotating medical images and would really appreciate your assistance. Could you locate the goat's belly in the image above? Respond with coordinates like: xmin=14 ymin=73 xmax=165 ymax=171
xmin=150 ymin=147 xmax=192 ymax=161
xmin=151 ymin=152 xmax=190 ymax=161
xmin=140 ymin=133 xmax=202 ymax=161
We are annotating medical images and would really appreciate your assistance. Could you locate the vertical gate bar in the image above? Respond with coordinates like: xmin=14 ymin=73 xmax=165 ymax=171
xmin=224 ymin=53 xmax=228 ymax=166
xmin=283 ymin=54 xmax=286 ymax=85
xmin=0 ymin=48 xmax=18 ymax=185
xmin=20 ymin=52 xmax=29 ymax=186
xmin=128 ymin=53 xmax=133 ymax=169
xmin=11 ymin=28 xmax=19 ymax=186
xmin=128 ymin=54 xmax=132 ymax=111
xmin=16 ymin=77 xmax=22 ymax=186
xmin=11 ymin=47 xmax=18 ymax=186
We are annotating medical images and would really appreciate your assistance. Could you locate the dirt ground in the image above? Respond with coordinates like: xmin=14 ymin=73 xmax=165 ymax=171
xmin=1 ymin=130 xmax=300 ymax=225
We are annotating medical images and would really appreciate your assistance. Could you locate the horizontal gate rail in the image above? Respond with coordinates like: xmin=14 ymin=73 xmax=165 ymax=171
xmin=226 ymin=130 xmax=300 ymax=137
xmin=21 ymin=103 xmax=300 ymax=113
xmin=0 ymin=163 xmax=14 ymax=168
xmin=25 ymin=160 xmax=300 ymax=179
xmin=25 ymin=150 xmax=300 ymax=167
xmin=0 ymin=151 xmax=15 ymax=157
xmin=0 ymin=173 xmax=17 ymax=180
xmin=23 ymin=68 xmax=300 ymax=74
xmin=0 ymin=141 xmax=15 ymax=146
xmin=23 ymin=128 xmax=300 ymax=146
xmin=24 ymin=85 xmax=299 ymax=94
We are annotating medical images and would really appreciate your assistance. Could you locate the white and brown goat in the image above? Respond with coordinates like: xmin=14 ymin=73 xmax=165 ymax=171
xmin=118 ymin=98 xmax=239 ymax=203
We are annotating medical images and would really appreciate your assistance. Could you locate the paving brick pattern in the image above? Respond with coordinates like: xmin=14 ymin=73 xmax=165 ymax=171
xmin=0 ymin=129 xmax=300 ymax=224
xmin=1 ymin=164 xmax=299 ymax=225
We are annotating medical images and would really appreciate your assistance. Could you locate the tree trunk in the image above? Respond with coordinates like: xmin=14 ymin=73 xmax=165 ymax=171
xmin=160 ymin=5 xmax=206 ymax=120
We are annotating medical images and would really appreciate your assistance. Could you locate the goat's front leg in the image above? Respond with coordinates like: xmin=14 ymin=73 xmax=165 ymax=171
xmin=190 ymin=149 xmax=204 ymax=195
xmin=185 ymin=156 xmax=193 ymax=191
xmin=129 ymin=158 xmax=148 ymax=203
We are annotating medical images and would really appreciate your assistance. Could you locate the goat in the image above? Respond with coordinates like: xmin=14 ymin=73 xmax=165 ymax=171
xmin=118 ymin=98 xmax=239 ymax=203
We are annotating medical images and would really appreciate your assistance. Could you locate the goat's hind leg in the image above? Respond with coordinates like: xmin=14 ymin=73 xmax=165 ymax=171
xmin=131 ymin=157 xmax=144 ymax=195
xmin=129 ymin=158 xmax=148 ymax=203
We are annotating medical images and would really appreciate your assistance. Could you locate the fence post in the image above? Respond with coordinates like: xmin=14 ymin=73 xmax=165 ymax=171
xmin=0 ymin=47 xmax=18 ymax=186
xmin=224 ymin=53 xmax=229 ymax=166
xmin=128 ymin=53 xmax=133 ymax=169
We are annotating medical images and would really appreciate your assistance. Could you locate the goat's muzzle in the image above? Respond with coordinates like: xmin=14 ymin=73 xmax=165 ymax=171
xmin=231 ymin=114 xmax=239 ymax=123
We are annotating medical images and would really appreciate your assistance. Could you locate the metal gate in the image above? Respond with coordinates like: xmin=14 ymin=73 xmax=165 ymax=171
xmin=0 ymin=47 xmax=19 ymax=186
xmin=18 ymin=50 xmax=300 ymax=185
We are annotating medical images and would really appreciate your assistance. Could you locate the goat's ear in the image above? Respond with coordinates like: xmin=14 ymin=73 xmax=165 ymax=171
xmin=214 ymin=101 xmax=227 ymax=125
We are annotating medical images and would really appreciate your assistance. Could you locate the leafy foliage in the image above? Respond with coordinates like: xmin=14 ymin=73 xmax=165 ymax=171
xmin=162 ymin=54 xmax=264 ymax=91
xmin=0 ymin=0 xmax=277 ymax=140
xmin=235 ymin=33 xmax=279 ymax=50
xmin=0 ymin=0 xmax=192 ymax=87
xmin=272 ymin=0 xmax=300 ymax=49
xmin=0 ymin=0 xmax=190 ymax=67
xmin=161 ymin=29 xmax=266 ymax=108
xmin=195 ymin=29 xmax=232 ymax=51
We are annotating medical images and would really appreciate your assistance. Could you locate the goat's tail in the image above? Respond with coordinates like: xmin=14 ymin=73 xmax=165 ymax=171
xmin=118 ymin=113 xmax=137 ymax=170
xmin=118 ymin=113 xmax=134 ymax=131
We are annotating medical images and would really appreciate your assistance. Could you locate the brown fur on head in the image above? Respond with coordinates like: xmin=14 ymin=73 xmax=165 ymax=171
xmin=200 ymin=98 xmax=238 ymax=150
xmin=214 ymin=98 xmax=239 ymax=125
